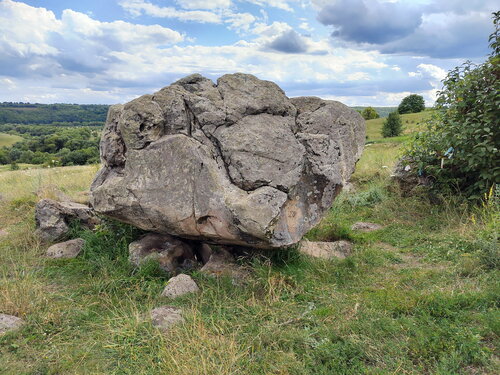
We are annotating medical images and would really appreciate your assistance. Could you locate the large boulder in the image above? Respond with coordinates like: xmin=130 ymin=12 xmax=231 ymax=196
xmin=91 ymin=73 xmax=365 ymax=248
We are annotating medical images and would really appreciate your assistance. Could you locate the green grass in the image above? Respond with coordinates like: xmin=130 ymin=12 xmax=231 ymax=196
xmin=365 ymin=109 xmax=434 ymax=142
xmin=0 ymin=127 xmax=498 ymax=374
xmin=0 ymin=132 xmax=22 ymax=147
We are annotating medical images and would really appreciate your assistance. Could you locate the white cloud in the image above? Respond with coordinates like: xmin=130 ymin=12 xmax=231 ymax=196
xmin=347 ymin=72 xmax=370 ymax=81
xmin=0 ymin=0 xmax=183 ymax=78
xmin=175 ymin=0 xmax=232 ymax=9
xmin=299 ymin=22 xmax=313 ymax=32
xmin=417 ymin=63 xmax=447 ymax=81
xmin=119 ymin=0 xmax=257 ymax=33
xmin=225 ymin=12 xmax=257 ymax=32
xmin=244 ymin=0 xmax=302 ymax=12
xmin=0 ymin=0 xmax=61 ymax=57
xmin=119 ymin=0 xmax=222 ymax=23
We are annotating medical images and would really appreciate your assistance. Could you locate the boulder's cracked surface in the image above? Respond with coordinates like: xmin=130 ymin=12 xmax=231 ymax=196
xmin=91 ymin=73 xmax=365 ymax=248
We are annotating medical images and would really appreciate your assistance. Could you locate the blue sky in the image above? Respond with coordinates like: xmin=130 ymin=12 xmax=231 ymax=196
xmin=0 ymin=0 xmax=497 ymax=106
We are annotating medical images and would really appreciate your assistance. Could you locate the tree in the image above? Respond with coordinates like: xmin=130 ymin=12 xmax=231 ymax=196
xmin=382 ymin=112 xmax=402 ymax=137
xmin=361 ymin=107 xmax=380 ymax=120
xmin=398 ymin=94 xmax=425 ymax=114
xmin=403 ymin=12 xmax=500 ymax=199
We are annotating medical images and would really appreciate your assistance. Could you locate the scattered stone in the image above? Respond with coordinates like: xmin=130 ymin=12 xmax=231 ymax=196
xmin=91 ymin=73 xmax=365 ymax=249
xmin=351 ymin=222 xmax=383 ymax=232
xmin=129 ymin=233 xmax=196 ymax=273
xmin=200 ymin=248 xmax=250 ymax=281
xmin=35 ymin=199 xmax=99 ymax=243
xmin=161 ymin=274 xmax=199 ymax=298
xmin=0 ymin=314 xmax=25 ymax=335
xmin=150 ymin=306 xmax=184 ymax=332
xmin=300 ymin=239 xmax=353 ymax=260
xmin=46 ymin=238 xmax=85 ymax=258
xmin=0 ymin=229 xmax=8 ymax=237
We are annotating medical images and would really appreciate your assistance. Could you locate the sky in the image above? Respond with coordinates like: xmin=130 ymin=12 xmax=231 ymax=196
xmin=0 ymin=0 xmax=497 ymax=106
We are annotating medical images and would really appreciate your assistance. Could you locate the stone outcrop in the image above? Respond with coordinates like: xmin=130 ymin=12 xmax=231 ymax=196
xmin=91 ymin=73 xmax=365 ymax=248
xmin=35 ymin=199 xmax=99 ymax=243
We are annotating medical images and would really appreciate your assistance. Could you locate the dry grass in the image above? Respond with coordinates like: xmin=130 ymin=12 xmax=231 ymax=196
xmin=0 ymin=132 xmax=22 ymax=148
xmin=0 ymin=164 xmax=98 ymax=203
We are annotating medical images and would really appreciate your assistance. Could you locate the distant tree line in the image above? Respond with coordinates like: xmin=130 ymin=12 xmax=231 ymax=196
xmin=0 ymin=102 xmax=109 ymax=125
xmin=0 ymin=125 xmax=100 ymax=167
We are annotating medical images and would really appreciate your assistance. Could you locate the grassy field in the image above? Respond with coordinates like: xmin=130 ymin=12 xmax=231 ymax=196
xmin=0 ymin=132 xmax=22 ymax=148
xmin=0 ymin=115 xmax=498 ymax=374
xmin=365 ymin=109 xmax=435 ymax=142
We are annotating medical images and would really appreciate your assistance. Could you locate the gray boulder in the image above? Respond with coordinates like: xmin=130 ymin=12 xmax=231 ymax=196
xmin=46 ymin=238 xmax=85 ymax=258
xmin=129 ymin=233 xmax=196 ymax=273
xmin=35 ymin=199 xmax=98 ymax=243
xmin=91 ymin=73 xmax=365 ymax=248
xmin=161 ymin=274 xmax=199 ymax=298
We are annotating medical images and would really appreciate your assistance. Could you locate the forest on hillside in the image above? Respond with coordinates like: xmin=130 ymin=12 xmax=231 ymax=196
xmin=0 ymin=102 xmax=108 ymax=126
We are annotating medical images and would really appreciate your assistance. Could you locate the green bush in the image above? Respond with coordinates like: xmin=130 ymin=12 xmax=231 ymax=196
xmin=361 ymin=106 xmax=380 ymax=120
xmin=403 ymin=12 xmax=500 ymax=199
xmin=398 ymin=94 xmax=425 ymax=114
xmin=382 ymin=112 xmax=402 ymax=138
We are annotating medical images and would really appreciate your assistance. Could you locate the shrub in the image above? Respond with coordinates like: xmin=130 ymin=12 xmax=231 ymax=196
xmin=382 ymin=112 xmax=402 ymax=138
xmin=398 ymin=94 xmax=425 ymax=114
xmin=361 ymin=107 xmax=380 ymax=120
xmin=403 ymin=12 xmax=500 ymax=199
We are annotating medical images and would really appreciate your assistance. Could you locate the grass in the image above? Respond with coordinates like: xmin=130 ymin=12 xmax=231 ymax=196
xmin=0 ymin=125 xmax=498 ymax=374
xmin=0 ymin=132 xmax=22 ymax=148
xmin=365 ymin=109 xmax=434 ymax=142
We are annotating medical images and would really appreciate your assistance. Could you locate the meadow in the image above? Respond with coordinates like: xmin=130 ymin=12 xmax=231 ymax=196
xmin=0 ymin=132 xmax=22 ymax=148
xmin=0 ymin=111 xmax=498 ymax=374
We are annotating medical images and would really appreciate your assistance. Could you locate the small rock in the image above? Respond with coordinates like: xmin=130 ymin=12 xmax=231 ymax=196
xmin=351 ymin=222 xmax=383 ymax=232
xmin=35 ymin=199 xmax=99 ymax=243
xmin=161 ymin=274 xmax=199 ymax=298
xmin=0 ymin=314 xmax=25 ymax=335
xmin=200 ymin=248 xmax=250 ymax=282
xmin=300 ymin=239 xmax=353 ymax=260
xmin=129 ymin=233 xmax=196 ymax=273
xmin=0 ymin=229 xmax=8 ymax=237
xmin=150 ymin=306 xmax=184 ymax=331
xmin=46 ymin=238 xmax=85 ymax=258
